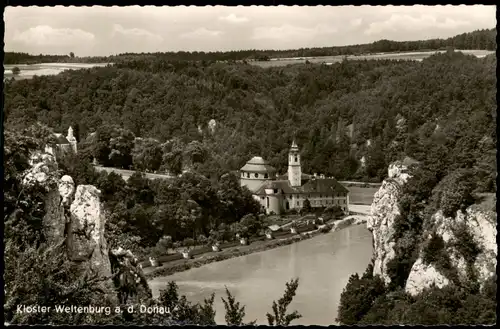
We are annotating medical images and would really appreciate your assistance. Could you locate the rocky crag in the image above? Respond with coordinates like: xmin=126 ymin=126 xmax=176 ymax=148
xmin=367 ymin=160 xmax=411 ymax=284
xmin=22 ymin=150 xmax=151 ymax=304
xmin=368 ymin=158 xmax=496 ymax=294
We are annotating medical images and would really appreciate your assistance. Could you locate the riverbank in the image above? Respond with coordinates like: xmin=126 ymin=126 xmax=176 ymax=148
xmin=145 ymin=217 xmax=369 ymax=280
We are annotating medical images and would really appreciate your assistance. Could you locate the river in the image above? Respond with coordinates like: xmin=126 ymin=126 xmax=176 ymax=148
xmin=3 ymin=63 xmax=110 ymax=80
xmin=149 ymin=223 xmax=373 ymax=325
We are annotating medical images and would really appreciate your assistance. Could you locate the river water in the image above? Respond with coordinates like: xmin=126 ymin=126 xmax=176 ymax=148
xmin=149 ymin=223 xmax=373 ymax=325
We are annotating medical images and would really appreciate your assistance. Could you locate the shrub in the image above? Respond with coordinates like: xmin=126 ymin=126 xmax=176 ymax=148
xmin=302 ymin=199 xmax=312 ymax=213
xmin=182 ymin=238 xmax=195 ymax=247
xmin=158 ymin=235 xmax=173 ymax=250
xmin=197 ymin=234 xmax=208 ymax=246
xmin=324 ymin=205 xmax=344 ymax=218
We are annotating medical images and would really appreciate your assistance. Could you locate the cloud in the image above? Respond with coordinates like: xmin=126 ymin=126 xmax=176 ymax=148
xmin=252 ymin=24 xmax=338 ymax=40
xmin=111 ymin=24 xmax=163 ymax=43
xmin=350 ymin=18 xmax=363 ymax=27
xmin=218 ymin=13 xmax=249 ymax=24
xmin=180 ymin=27 xmax=223 ymax=39
xmin=12 ymin=25 xmax=95 ymax=47
xmin=364 ymin=14 xmax=471 ymax=36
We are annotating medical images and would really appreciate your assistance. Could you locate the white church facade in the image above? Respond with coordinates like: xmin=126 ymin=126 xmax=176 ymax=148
xmin=240 ymin=141 xmax=350 ymax=215
xmin=45 ymin=126 xmax=78 ymax=159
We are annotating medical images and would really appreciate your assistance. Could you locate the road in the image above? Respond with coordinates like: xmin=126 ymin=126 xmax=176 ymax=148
xmin=94 ymin=166 xmax=175 ymax=181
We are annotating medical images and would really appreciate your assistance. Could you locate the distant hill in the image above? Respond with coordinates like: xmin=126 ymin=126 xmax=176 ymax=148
xmin=3 ymin=28 xmax=496 ymax=64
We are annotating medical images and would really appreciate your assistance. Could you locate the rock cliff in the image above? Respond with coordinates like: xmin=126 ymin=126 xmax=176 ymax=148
xmin=22 ymin=150 xmax=151 ymax=302
xmin=369 ymin=158 xmax=497 ymax=294
xmin=367 ymin=160 xmax=411 ymax=284
xmin=405 ymin=206 xmax=497 ymax=296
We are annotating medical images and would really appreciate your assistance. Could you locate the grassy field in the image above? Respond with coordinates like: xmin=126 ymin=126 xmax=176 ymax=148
xmin=347 ymin=186 xmax=379 ymax=205
xmin=250 ymin=50 xmax=494 ymax=68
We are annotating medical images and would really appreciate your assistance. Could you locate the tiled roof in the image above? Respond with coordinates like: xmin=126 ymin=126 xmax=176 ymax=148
xmin=277 ymin=172 xmax=312 ymax=182
xmin=254 ymin=180 xmax=297 ymax=195
xmin=240 ymin=156 xmax=277 ymax=173
xmin=52 ymin=133 xmax=70 ymax=145
xmin=297 ymin=178 xmax=349 ymax=194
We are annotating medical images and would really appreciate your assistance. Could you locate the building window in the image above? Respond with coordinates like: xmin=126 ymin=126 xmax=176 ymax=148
xmin=266 ymin=197 xmax=269 ymax=208
xmin=289 ymin=195 xmax=292 ymax=200
xmin=294 ymin=156 xmax=298 ymax=162
xmin=254 ymin=173 xmax=259 ymax=178
xmin=246 ymin=173 xmax=250 ymax=178
xmin=241 ymin=172 xmax=244 ymax=177
xmin=274 ymin=189 xmax=278 ymax=194
xmin=297 ymin=201 xmax=300 ymax=206
xmin=261 ymin=197 xmax=265 ymax=200
xmin=264 ymin=173 xmax=269 ymax=179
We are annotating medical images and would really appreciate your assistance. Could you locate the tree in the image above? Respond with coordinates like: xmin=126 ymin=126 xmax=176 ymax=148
xmin=221 ymin=287 xmax=256 ymax=325
xmin=266 ymin=278 xmax=302 ymax=326
xmin=12 ymin=66 xmax=20 ymax=75
xmin=302 ymin=199 xmax=312 ymax=213
xmin=336 ymin=264 xmax=386 ymax=325
xmin=432 ymin=168 xmax=476 ymax=217
xmin=131 ymin=138 xmax=163 ymax=171
xmin=70 ymin=52 xmax=75 ymax=58
xmin=239 ymin=213 xmax=262 ymax=238
xmin=161 ymin=138 xmax=185 ymax=176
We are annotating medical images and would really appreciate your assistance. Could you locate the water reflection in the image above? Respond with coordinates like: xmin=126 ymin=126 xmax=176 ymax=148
xmin=149 ymin=224 xmax=373 ymax=325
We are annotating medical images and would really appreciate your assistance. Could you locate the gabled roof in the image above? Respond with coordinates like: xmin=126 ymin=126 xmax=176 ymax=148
xmin=52 ymin=133 xmax=70 ymax=145
xmin=254 ymin=180 xmax=297 ymax=195
xmin=298 ymin=178 xmax=349 ymax=194
xmin=240 ymin=156 xmax=277 ymax=173
xmin=277 ymin=172 xmax=312 ymax=182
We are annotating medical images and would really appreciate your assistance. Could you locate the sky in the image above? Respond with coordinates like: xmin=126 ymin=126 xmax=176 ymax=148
xmin=4 ymin=5 xmax=496 ymax=57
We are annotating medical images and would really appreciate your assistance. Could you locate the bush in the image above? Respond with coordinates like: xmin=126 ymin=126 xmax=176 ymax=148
xmin=182 ymin=238 xmax=195 ymax=247
xmin=302 ymin=199 xmax=312 ymax=213
xmin=323 ymin=205 xmax=344 ymax=218
xmin=153 ymin=235 xmax=173 ymax=256
xmin=197 ymin=234 xmax=208 ymax=246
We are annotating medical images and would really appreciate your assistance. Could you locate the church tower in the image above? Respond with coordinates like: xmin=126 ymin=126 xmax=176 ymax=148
xmin=288 ymin=140 xmax=302 ymax=187
xmin=67 ymin=126 xmax=77 ymax=153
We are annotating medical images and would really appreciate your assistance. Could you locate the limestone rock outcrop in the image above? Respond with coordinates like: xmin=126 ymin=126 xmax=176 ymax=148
xmin=21 ymin=150 xmax=152 ymax=300
xmin=367 ymin=157 xmax=496 ymax=295
xmin=367 ymin=161 xmax=411 ymax=284
xmin=23 ymin=151 xmax=58 ymax=187
xmin=68 ymin=185 xmax=111 ymax=278
xmin=405 ymin=206 xmax=497 ymax=296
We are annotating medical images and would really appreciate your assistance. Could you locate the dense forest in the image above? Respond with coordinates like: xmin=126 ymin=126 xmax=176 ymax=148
xmin=3 ymin=26 xmax=497 ymax=325
xmin=4 ymin=28 xmax=495 ymax=64
xmin=4 ymin=49 xmax=497 ymax=187
xmin=4 ymin=124 xmax=305 ymax=325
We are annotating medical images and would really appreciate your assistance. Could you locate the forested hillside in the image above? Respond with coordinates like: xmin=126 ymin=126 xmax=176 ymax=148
xmin=3 ymin=28 xmax=495 ymax=64
xmin=4 ymin=50 xmax=496 ymax=188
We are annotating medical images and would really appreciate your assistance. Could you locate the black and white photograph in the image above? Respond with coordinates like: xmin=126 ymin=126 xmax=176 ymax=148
xmin=2 ymin=4 xmax=497 ymax=326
